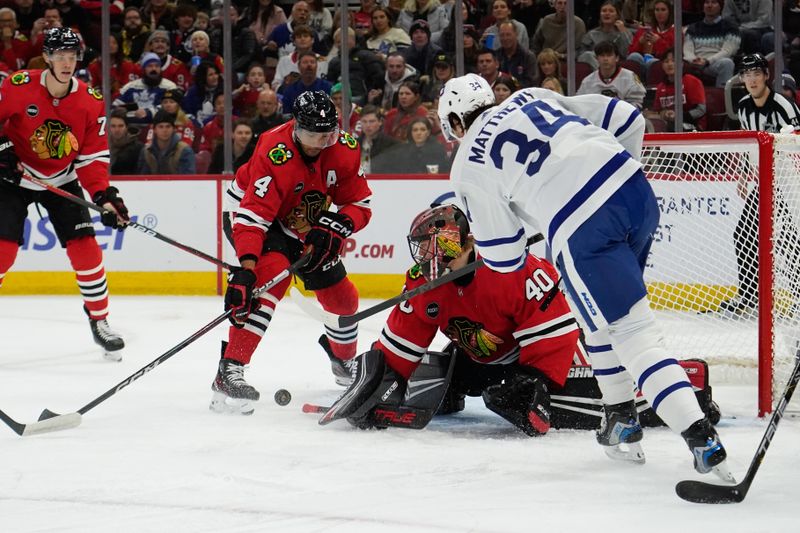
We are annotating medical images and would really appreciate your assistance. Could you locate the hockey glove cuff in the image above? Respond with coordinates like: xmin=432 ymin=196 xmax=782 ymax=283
xmin=92 ymin=186 xmax=131 ymax=229
xmin=224 ymin=268 xmax=260 ymax=327
xmin=302 ymin=211 xmax=354 ymax=273
xmin=0 ymin=136 xmax=23 ymax=186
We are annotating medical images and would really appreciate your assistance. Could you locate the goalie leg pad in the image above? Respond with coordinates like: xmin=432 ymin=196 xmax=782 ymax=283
xmin=482 ymin=372 xmax=551 ymax=436
xmin=319 ymin=349 xmax=392 ymax=425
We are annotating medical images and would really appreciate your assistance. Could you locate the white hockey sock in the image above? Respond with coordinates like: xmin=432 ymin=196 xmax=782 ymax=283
xmin=585 ymin=329 xmax=636 ymax=405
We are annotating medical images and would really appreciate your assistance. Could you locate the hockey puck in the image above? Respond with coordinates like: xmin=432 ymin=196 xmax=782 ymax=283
xmin=274 ymin=389 xmax=292 ymax=406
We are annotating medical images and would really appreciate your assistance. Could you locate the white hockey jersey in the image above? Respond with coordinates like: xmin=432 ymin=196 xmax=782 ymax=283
xmin=450 ymin=89 xmax=644 ymax=273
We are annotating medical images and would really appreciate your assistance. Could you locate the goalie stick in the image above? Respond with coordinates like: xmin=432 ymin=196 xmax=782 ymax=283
xmin=291 ymin=233 xmax=545 ymax=328
xmin=675 ymin=349 xmax=800 ymax=504
xmin=20 ymin=172 xmax=234 ymax=271
xmin=0 ymin=256 xmax=309 ymax=437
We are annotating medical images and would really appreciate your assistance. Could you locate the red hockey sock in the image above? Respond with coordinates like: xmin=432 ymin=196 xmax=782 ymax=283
xmin=66 ymin=236 xmax=109 ymax=319
xmin=0 ymin=239 xmax=19 ymax=289
xmin=315 ymin=277 xmax=359 ymax=360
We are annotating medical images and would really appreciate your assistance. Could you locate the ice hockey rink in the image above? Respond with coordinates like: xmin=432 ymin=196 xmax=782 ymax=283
xmin=1 ymin=295 xmax=798 ymax=532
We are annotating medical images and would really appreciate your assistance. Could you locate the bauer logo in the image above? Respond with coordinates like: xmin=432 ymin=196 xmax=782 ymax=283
xmin=20 ymin=215 xmax=138 ymax=251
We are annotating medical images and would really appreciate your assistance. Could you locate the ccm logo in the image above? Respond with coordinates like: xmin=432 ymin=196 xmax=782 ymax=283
xmin=319 ymin=215 xmax=353 ymax=237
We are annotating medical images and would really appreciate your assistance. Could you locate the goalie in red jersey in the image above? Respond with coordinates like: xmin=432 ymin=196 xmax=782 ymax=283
xmin=0 ymin=27 xmax=130 ymax=361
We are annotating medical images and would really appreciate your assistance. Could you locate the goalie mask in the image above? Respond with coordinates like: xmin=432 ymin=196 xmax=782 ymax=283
xmin=407 ymin=205 xmax=470 ymax=281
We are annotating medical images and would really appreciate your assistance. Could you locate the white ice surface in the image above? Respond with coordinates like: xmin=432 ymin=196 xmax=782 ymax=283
xmin=1 ymin=295 xmax=797 ymax=533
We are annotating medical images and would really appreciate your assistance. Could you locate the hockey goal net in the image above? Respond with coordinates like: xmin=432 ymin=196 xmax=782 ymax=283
xmin=641 ymin=131 xmax=800 ymax=416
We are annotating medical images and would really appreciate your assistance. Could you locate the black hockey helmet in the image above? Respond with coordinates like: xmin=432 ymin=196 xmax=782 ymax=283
xmin=293 ymin=91 xmax=338 ymax=132
xmin=739 ymin=54 xmax=769 ymax=75
xmin=407 ymin=204 xmax=471 ymax=281
xmin=43 ymin=27 xmax=83 ymax=60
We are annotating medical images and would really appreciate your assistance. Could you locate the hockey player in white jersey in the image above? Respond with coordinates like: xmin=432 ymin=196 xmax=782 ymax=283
xmin=437 ymin=75 xmax=732 ymax=481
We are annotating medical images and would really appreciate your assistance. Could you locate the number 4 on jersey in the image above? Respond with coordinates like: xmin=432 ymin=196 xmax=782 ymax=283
xmin=253 ymin=175 xmax=273 ymax=198
xmin=525 ymin=268 xmax=555 ymax=301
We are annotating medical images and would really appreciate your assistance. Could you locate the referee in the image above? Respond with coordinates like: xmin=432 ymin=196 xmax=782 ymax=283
xmin=720 ymin=54 xmax=800 ymax=314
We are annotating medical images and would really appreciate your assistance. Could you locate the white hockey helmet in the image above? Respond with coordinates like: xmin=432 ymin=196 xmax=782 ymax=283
xmin=437 ymin=74 xmax=495 ymax=141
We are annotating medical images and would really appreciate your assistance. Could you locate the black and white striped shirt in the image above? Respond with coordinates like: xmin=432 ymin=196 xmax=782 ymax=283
xmin=738 ymin=90 xmax=800 ymax=132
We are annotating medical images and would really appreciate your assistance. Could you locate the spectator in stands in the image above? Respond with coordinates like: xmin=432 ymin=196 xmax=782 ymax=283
xmin=11 ymin=0 xmax=46 ymax=38
xmin=493 ymin=75 xmax=521 ymax=104
xmin=308 ymin=0 xmax=333 ymax=44
xmin=421 ymin=52 xmax=454 ymax=103
xmin=87 ymin=33 xmax=140 ymax=100
xmin=243 ymin=0 xmax=286 ymax=49
xmin=402 ymin=19 xmax=442 ymax=77
xmin=120 ymin=7 xmax=149 ymax=62
xmin=51 ymin=0 xmax=91 ymax=49
xmin=462 ymin=24 xmax=481 ymax=74
xmin=326 ymin=27 xmax=385 ymax=105
xmin=397 ymin=0 xmax=450 ymax=36
xmin=189 ymin=30 xmax=224 ymax=75
xmin=532 ymin=0 xmax=586 ymax=57
xmin=435 ymin=1 xmax=479 ymax=55
xmin=577 ymin=41 xmax=646 ymax=109
xmin=765 ymin=0 xmax=800 ymax=66
xmin=782 ymin=74 xmax=799 ymax=105
xmin=358 ymin=104 xmax=399 ymax=174
xmin=497 ymin=21 xmax=536 ymax=88
xmin=684 ymin=0 xmax=740 ymax=88
xmin=267 ymin=1 xmax=322 ymax=58
xmin=368 ymin=51 xmax=418 ymax=109
xmin=330 ymin=82 xmax=362 ymax=135
xmin=481 ymin=0 xmax=530 ymax=52
xmin=541 ymin=76 xmax=565 ymax=94
xmin=579 ymin=0 xmax=633 ymax=69
xmin=147 ymin=29 xmax=193 ymax=92
xmin=723 ymin=0 xmax=772 ymax=54
xmin=281 ymin=50 xmax=332 ymax=114
xmin=114 ymin=52 xmax=178 ymax=128
xmin=108 ymin=109 xmax=144 ymax=176
xmin=142 ymin=0 xmax=176 ymax=32
xmin=324 ymin=7 xmax=354 ymax=58
xmin=354 ymin=0 xmax=378 ymax=32
xmin=150 ymin=87 xmax=201 ymax=152
xmin=534 ymin=48 xmax=567 ymax=88
xmin=367 ymin=6 xmax=411 ymax=61
xmin=644 ymin=48 xmax=707 ymax=131
xmin=251 ymin=88 xmax=283 ymax=137
xmin=233 ymin=63 xmax=268 ymax=118
xmin=171 ymin=3 xmax=198 ymax=63
xmin=627 ymin=0 xmax=675 ymax=78
xmin=208 ymin=4 xmax=261 ymax=81
xmin=0 ymin=7 xmax=32 ymax=70
xmin=208 ymin=119 xmax=255 ymax=174
xmin=138 ymin=109 xmax=197 ymax=175
xmin=195 ymin=11 xmax=210 ymax=33
xmin=476 ymin=47 xmax=505 ymax=86
xmin=272 ymin=25 xmax=327 ymax=90
xmin=383 ymin=80 xmax=428 ymax=141
xmin=388 ymin=116 xmax=450 ymax=174
xmin=183 ymin=60 xmax=223 ymax=125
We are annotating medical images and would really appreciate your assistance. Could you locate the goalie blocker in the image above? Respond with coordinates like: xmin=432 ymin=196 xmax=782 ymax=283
xmin=320 ymin=344 xmax=721 ymax=432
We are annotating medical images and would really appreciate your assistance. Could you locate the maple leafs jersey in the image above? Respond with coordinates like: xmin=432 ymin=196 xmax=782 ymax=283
xmin=0 ymin=70 xmax=110 ymax=197
xmin=231 ymin=121 xmax=372 ymax=261
xmin=376 ymin=255 xmax=580 ymax=387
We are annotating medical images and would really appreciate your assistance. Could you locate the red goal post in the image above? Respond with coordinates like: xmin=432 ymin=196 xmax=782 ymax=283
xmin=641 ymin=131 xmax=800 ymax=416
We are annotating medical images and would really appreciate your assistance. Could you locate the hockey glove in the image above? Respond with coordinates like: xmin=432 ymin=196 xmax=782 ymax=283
xmin=302 ymin=211 xmax=354 ymax=274
xmin=482 ymin=370 xmax=551 ymax=437
xmin=224 ymin=268 xmax=260 ymax=327
xmin=92 ymin=186 xmax=131 ymax=229
xmin=0 ymin=136 xmax=23 ymax=186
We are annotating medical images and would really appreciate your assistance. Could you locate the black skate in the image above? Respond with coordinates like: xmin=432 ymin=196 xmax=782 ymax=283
xmin=210 ymin=357 xmax=260 ymax=415
xmin=681 ymin=417 xmax=735 ymax=482
xmin=319 ymin=335 xmax=355 ymax=386
xmin=597 ymin=400 xmax=646 ymax=464
xmin=85 ymin=307 xmax=124 ymax=362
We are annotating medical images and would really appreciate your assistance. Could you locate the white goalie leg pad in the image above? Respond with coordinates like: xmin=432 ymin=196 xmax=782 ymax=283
xmin=607 ymin=298 xmax=704 ymax=432
xmin=585 ymin=329 xmax=636 ymax=405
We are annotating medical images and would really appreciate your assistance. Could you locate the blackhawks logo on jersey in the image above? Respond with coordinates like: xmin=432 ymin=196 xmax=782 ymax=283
xmin=284 ymin=190 xmax=329 ymax=233
xmin=338 ymin=131 xmax=357 ymax=150
xmin=30 ymin=119 xmax=79 ymax=160
xmin=445 ymin=317 xmax=504 ymax=359
xmin=10 ymin=71 xmax=30 ymax=85
xmin=267 ymin=142 xmax=293 ymax=165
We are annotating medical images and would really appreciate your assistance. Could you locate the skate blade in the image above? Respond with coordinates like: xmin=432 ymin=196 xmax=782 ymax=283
xmin=103 ymin=350 xmax=123 ymax=362
xmin=604 ymin=442 xmax=646 ymax=464
xmin=209 ymin=391 xmax=255 ymax=415
xmin=711 ymin=460 xmax=737 ymax=484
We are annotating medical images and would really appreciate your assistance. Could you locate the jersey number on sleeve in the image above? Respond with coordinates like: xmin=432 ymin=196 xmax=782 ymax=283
xmin=525 ymin=268 xmax=555 ymax=302
xmin=97 ymin=117 xmax=107 ymax=136
xmin=253 ymin=175 xmax=273 ymax=198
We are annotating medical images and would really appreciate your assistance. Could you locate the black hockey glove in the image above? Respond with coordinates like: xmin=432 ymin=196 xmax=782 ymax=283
xmin=224 ymin=267 xmax=260 ymax=327
xmin=0 ymin=136 xmax=23 ymax=186
xmin=302 ymin=211 xmax=354 ymax=274
xmin=482 ymin=370 xmax=551 ymax=437
xmin=92 ymin=186 xmax=131 ymax=229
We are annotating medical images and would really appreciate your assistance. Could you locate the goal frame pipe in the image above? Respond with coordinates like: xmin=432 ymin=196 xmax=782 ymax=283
xmin=644 ymin=131 xmax=775 ymax=416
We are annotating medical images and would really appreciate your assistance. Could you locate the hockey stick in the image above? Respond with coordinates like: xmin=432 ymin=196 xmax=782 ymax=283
xmin=675 ymin=349 xmax=800 ymax=504
xmin=302 ymin=403 xmax=330 ymax=414
xmin=0 ymin=256 xmax=309 ymax=437
xmin=20 ymin=172 xmax=234 ymax=271
xmin=291 ymin=233 xmax=545 ymax=329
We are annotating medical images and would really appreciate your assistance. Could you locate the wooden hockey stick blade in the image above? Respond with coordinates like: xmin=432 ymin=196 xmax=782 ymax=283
xmin=0 ymin=408 xmax=82 ymax=437
xmin=302 ymin=403 xmax=330 ymax=414
xmin=675 ymin=479 xmax=747 ymax=504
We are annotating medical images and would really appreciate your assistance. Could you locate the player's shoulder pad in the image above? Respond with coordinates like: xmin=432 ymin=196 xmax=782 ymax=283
xmin=7 ymin=70 xmax=32 ymax=87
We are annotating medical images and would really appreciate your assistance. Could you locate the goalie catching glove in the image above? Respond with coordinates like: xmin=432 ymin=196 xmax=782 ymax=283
xmin=0 ymin=136 xmax=23 ymax=186
xmin=92 ymin=186 xmax=130 ymax=229
xmin=224 ymin=267 xmax=260 ymax=327
xmin=302 ymin=210 xmax=353 ymax=274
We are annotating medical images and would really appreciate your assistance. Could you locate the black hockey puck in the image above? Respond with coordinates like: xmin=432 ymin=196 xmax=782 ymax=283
xmin=274 ymin=389 xmax=292 ymax=406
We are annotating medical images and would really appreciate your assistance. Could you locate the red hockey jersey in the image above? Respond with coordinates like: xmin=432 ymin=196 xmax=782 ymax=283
xmin=376 ymin=255 xmax=581 ymax=387
xmin=0 ymin=70 xmax=110 ymax=197
xmin=233 ymin=121 xmax=372 ymax=261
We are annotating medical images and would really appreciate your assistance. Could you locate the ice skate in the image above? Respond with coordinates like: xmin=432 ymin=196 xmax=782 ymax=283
xmin=319 ymin=334 xmax=355 ymax=386
xmin=210 ymin=358 xmax=260 ymax=415
xmin=87 ymin=314 xmax=124 ymax=362
xmin=596 ymin=400 xmax=646 ymax=464
xmin=682 ymin=417 xmax=735 ymax=483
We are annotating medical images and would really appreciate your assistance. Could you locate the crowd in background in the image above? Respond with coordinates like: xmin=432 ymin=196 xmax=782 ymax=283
xmin=0 ymin=0 xmax=797 ymax=174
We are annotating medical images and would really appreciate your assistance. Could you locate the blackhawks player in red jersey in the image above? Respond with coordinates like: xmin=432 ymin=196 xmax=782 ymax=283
xmin=216 ymin=90 xmax=372 ymax=415
xmin=0 ymin=28 xmax=130 ymax=361
xmin=320 ymin=204 xmax=583 ymax=435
